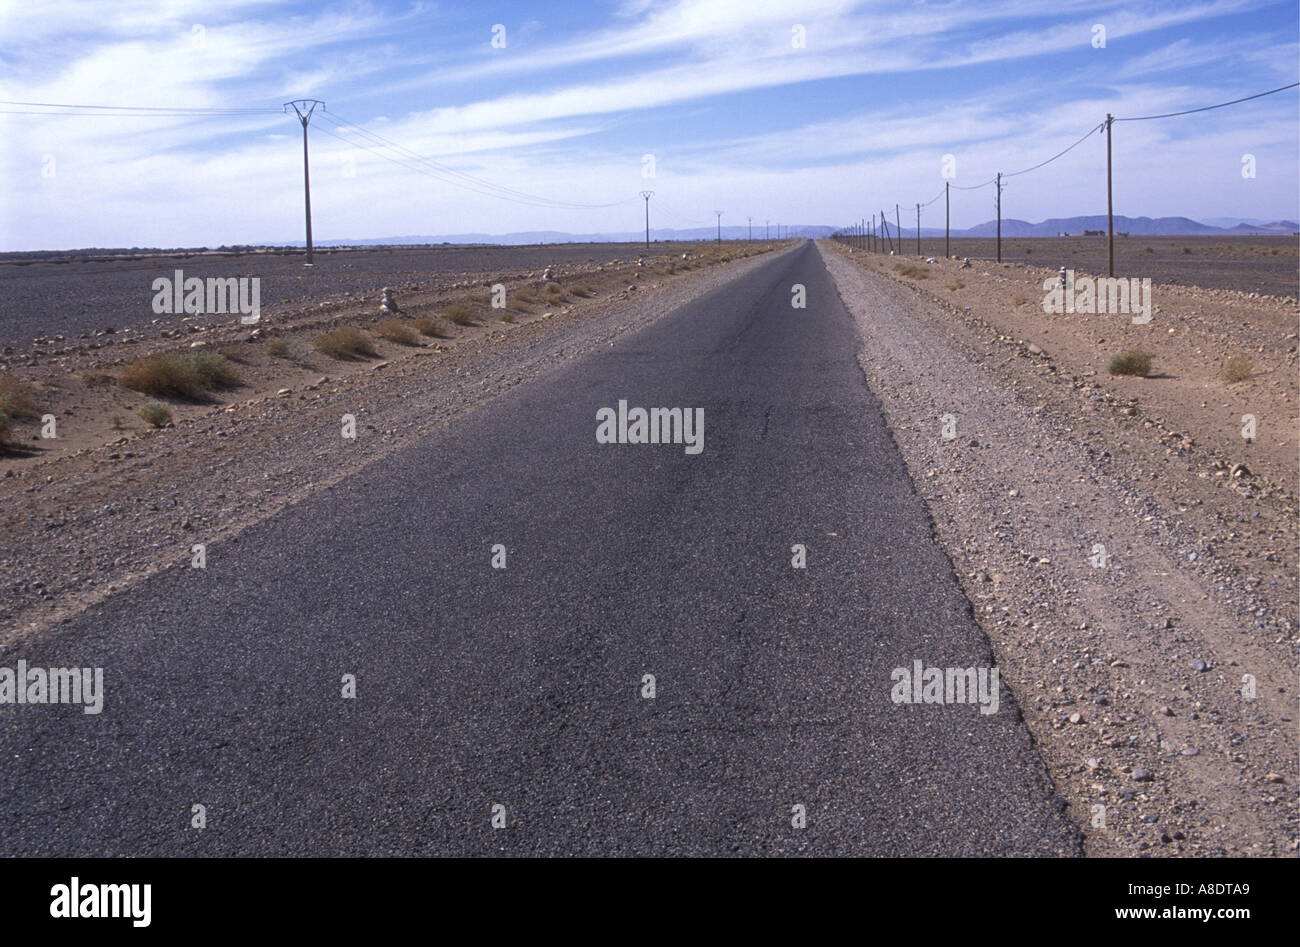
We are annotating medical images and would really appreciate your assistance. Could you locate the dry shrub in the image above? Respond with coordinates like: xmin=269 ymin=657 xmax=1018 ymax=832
xmin=1107 ymin=349 xmax=1153 ymax=377
xmin=411 ymin=316 xmax=451 ymax=338
xmin=119 ymin=351 xmax=240 ymax=400
xmin=1221 ymin=356 xmax=1252 ymax=384
xmin=138 ymin=401 xmax=172 ymax=427
xmin=443 ymin=303 xmax=478 ymax=326
xmin=373 ymin=319 xmax=421 ymax=346
xmin=314 ymin=327 xmax=377 ymax=360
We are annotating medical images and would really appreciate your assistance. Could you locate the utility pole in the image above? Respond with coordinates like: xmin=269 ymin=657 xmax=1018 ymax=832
xmin=284 ymin=99 xmax=324 ymax=265
xmin=748 ymin=216 xmax=752 ymax=241
xmin=716 ymin=211 xmax=722 ymax=244
xmin=945 ymin=182 xmax=950 ymax=260
xmin=871 ymin=213 xmax=876 ymax=252
xmin=895 ymin=204 xmax=901 ymax=253
xmin=640 ymin=190 xmax=654 ymax=249
xmin=915 ymin=203 xmax=921 ymax=256
xmin=881 ymin=208 xmax=893 ymax=253
xmin=995 ymin=171 xmax=1003 ymax=263
xmin=1106 ymin=113 xmax=1114 ymax=277
xmin=765 ymin=220 xmax=769 ymax=239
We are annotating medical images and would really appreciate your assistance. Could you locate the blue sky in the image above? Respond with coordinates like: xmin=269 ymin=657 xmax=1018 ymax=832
xmin=1 ymin=0 xmax=1296 ymax=249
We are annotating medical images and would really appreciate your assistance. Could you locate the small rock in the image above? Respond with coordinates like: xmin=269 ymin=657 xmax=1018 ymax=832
xmin=1190 ymin=660 xmax=1208 ymax=672
xmin=1131 ymin=769 xmax=1152 ymax=782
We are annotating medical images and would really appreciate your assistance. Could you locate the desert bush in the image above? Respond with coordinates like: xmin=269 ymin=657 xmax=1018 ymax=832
xmin=314 ymin=327 xmax=377 ymax=360
xmin=1107 ymin=349 xmax=1154 ymax=377
xmin=0 ymin=374 xmax=37 ymax=420
xmin=500 ymin=310 xmax=516 ymax=324
xmin=570 ymin=284 xmax=595 ymax=298
xmin=110 ymin=415 xmax=128 ymax=430
xmin=512 ymin=286 xmax=538 ymax=303
xmin=80 ymin=370 xmax=116 ymax=387
xmin=894 ymin=264 xmax=930 ymax=279
xmin=119 ymin=351 xmax=240 ymax=400
xmin=543 ymin=282 xmax=565 ymax=304
xmin=947 ymin=281 xmax=965 ymax=291
xmin=138 ymin=401 xmax=172 ymax=427
xmin=411 ymin=316 xmax=451 ymax=338
xmin=218 ymin=344 xmax=250 ymax=363
xmin=1221 ymin=356 xmax=1252 ymax=384
xmin=265 ymin=337 xmax=293 ymax=358
xmin=373 ymin=319 xmax=421 ymax=346
xmin=443 ymin=303 xmax=478 ymax=326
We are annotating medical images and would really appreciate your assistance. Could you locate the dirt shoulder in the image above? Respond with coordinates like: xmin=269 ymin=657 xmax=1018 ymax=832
xmin=1 ymin=243 xmax=794 ymax=645
xmin=821 ymin=240 xmax=1296 ymax=856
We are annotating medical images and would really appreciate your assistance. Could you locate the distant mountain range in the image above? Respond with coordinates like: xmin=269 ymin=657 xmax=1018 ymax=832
xmin=867 ymin=215 xmax=1298 ymax=240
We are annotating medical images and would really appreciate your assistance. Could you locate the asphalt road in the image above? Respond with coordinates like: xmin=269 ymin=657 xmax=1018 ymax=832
xmin=0 ymin=241 xmax=1081 ymax=856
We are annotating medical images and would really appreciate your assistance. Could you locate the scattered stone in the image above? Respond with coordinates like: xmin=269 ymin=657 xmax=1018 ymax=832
xmin=1190 ymin=660 xmax=1208 ymax=672
xmin=1131 ymin=769 xmax=1152 ymax=782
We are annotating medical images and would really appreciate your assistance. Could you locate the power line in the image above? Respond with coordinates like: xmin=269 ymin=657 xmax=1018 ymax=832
xmin=1003 ymin=121 xmax=1105 ymax=178
xmin=1114 ymin=81 xmax=1299 ymax=122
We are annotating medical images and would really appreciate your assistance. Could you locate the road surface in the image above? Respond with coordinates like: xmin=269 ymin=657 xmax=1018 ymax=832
xmin=0 ymin=241 xmax=1080 ymax=856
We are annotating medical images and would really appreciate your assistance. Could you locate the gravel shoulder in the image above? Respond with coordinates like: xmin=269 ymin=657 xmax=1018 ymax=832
xmin=1 ymin=244 xmax=795 ymax=645
xmin=820 ymin=240 xmax=1296 ymax=856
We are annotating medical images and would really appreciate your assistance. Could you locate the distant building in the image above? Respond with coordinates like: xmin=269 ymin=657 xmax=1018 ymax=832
xmin=1083 ymin=229 xmax=1105 ymax=236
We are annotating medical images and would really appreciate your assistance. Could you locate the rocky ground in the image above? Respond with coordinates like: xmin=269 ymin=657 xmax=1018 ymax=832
xmin=0 ymin=242 xmax=662 ymax=349
xmin=821 ymin=240 xmax=1296 ymax=856
xmin=0 ymin=242 xmax=790 ymax=644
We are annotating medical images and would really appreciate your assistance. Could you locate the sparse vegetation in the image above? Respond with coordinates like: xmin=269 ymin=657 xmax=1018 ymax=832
xmin=0 ymin=374 xmax=37 ymax=421
xmin=947 ymin=280 xmax=965 ymax=291
xmin=570 ymin=284 xmax=595 ymax=298
xmin=138 ymin=401 xmax=172 ymax=427
xmin=314 ymin=327 xmax=378 ymax=360
xmin=1221 ymin=355 xmax=1252 ymax=384
xmin=443 ymin=303 xmax=478 ymax=326
xmin=1013 ymin=294 xmax=1030 ymax=307
xmin=499 ymin=310 xmax=516 ymax=324
xmin=265 ymin=337 xmax=293 ymax=358
xmin=218 ymin=344 xmax=250 ymax=363
xmin=119 ymin=351 xmax=240 ymax=400
xmin=80 ymin=370 xmax=116 ymax=388
xmin=894 ymin=264 xmax=930 ymax=279
xmin=543 ymin=281 xmax=566 ymax=304
xmin=411 ymin=316 xmax=451 ymax=338
xmin=110 ymin=414 xmax=128 ymax=431
xmin=1181 ymin=247 xmax=1192 ymax=254
xmin=373 ymin=319 xmax=421 ymax=346
xmin=1107 ymin=349 xmax=1154 ymax=377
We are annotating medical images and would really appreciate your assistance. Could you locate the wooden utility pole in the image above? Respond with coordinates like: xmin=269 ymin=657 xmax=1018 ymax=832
xmin=995 ymin=172 xmax=1003 ymax=263
xmin=895 ymin=204 xmax=901 ymax=252
xmin=881 ymin=208 xmax=893 ymax=253
xmin=284 ymin=99 xmax=324 ymax=265
xmin=944 ymin=182 xmax=950 ymax=259
xmin=915 ymin=203 xmax=921 ymax=256
xmin=748 ymin=216 xmax=752 ymax=241
xmin=1106 ymin=113 xmax=1115 ymax=277
xmin=715 ymin=211 xmax=722 ymax=244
